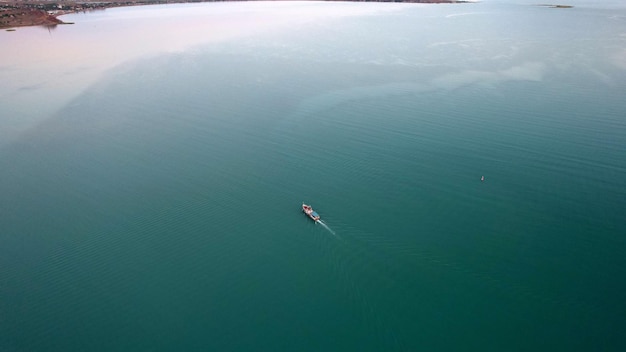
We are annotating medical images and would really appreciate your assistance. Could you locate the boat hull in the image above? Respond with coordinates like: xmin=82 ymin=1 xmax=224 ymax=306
xmin=302 ymin=203 xmax=320 ymax=221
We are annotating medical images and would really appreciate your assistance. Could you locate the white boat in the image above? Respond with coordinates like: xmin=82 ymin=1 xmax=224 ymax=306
xmin=302 ymin=203 xmax=320 ymax=221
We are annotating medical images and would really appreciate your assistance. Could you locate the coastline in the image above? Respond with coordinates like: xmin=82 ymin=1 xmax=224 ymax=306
xmin=1 ymin=0 xmax=472 ymax=30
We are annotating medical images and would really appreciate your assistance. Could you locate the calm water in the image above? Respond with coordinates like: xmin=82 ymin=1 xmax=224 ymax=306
xmin=1 ymin=1 xmax=626 ymax=350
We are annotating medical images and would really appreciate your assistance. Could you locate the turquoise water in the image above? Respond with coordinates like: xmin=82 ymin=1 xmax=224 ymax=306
xmin=1 ymin=2 xmax=626 ymax=350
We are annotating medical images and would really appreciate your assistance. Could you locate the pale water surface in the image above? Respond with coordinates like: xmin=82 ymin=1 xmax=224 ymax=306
xmin=1 ymin=1 xmax=625 ymax=350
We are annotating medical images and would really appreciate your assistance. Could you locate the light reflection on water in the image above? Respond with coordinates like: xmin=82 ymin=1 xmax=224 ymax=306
xmin=0 ymin=2 xmax=413 ymax=145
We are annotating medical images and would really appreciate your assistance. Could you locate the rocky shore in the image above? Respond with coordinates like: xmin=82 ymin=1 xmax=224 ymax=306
xmin=1 ymin=0 xmax=472 ymax=30
xmin=1 ymin=1 xmax=175 ymax=29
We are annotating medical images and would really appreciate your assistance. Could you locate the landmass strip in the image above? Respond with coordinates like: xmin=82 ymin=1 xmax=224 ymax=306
xmin=1 ymin=0 xmax=472 ymax=30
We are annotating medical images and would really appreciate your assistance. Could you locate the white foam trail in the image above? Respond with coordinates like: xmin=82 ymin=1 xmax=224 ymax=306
xmin=317 ymin=220 xmax=337 ymax=237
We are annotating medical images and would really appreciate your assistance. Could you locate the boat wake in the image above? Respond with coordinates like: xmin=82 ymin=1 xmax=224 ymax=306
xmin=316 ymin=220 xmax=337 ymax=237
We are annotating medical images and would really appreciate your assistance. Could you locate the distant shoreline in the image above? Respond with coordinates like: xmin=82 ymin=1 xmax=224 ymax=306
xmin=1 ymin=0 xmax=473 ymax=30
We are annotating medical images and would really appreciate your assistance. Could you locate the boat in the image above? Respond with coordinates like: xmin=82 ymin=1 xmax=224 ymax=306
xmin=302 ymin=203 xmax=320 ymax=222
